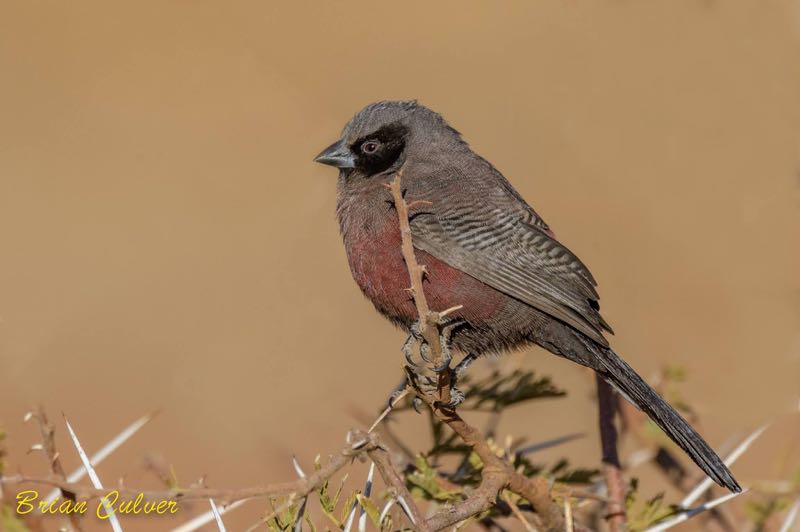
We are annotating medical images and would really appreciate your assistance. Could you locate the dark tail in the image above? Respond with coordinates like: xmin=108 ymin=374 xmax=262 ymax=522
xmin=571 ymin=334 xmax=742 ymax=493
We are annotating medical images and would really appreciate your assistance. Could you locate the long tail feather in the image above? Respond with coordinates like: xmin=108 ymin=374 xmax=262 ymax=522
xmin=572 ymin=334 xmax=741 ymax=492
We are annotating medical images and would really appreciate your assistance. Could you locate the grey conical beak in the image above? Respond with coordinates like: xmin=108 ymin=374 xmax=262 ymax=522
xmin=314 ymin=140 xmax=356 ymax=169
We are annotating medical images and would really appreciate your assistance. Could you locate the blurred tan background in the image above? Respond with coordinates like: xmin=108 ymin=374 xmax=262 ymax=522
xmin=1 ymin=1 xmax=799 ymax=530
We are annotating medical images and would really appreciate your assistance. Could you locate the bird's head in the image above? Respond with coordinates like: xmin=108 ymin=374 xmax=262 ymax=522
xmin=314 ymin=100 xmax=463 ymax=180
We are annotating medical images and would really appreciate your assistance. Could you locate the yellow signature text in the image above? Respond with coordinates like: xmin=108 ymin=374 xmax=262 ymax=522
xmin=97 ymin=491 xmax=179 ymax=518
xmin=16 ymin=489 xmax=179 ymax=518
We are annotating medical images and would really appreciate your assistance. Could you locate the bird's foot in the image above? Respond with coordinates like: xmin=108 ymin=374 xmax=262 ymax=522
xmin=429 ymin=317 xmax=465 ymax=372
xmin=402 ymin=318 xmax=471 ymax=407
xmin=453 ymin=352 xmax=478 ymax=380
xmin=384 ymin=379 xmax=409 ymax=409
xmin=407 ymin=353 xmax=478 ymax=408
xmin=444 ymin=353 xmax=478 ymax=407
xmin=401 ymin=322 xmax=423 ymax=368
xmin=447 ymin=386 xmax=466 ymax=407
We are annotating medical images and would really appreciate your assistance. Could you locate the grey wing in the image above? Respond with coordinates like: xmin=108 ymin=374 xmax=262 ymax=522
xmin=410 ymin=189 xmax=613 ymax=346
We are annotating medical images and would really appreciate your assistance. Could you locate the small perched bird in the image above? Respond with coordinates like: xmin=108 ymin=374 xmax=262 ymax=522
xmin=315 ymin=100 xmax=740 ymax=492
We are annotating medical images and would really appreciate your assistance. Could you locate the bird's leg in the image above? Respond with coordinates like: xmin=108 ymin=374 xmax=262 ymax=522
xmin=402 ymin=362 xmax=438 ymax=412
xmin=419 ymin=341 xmax=433 ymax=364
xmin=403 ymin=318 xmax=472 ymax=407
xmin=453 ymin=352 xmax=478 ymax=380
xmin=445 ymin=353 xmax=479 ymax=407
xmin=402 ymin=333 xmax=418 ymax=368
xmin=401 ymin=321 xmax=444 ymax=409
xmin=448 ymin=386 xmax=466 ymax=408
xmin=431 ymin=318 xmax=464 ymax=373
xmin=411 ymin=396 xmax=425 ymax=413
xmin=401 ymin=321 xmax=424 ymax=368
xmin=385 ymin=378 xmax=409 ymax=409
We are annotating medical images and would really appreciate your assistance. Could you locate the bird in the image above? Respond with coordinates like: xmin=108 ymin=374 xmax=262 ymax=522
xmin=314 ymin=100 xmax=741 ymax=493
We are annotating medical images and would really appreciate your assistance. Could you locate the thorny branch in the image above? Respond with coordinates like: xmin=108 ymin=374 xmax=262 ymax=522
xmin=388 ymin=172 xmax=459 ymax=406
xmin=387 ymin=170 xmax=573 ymax=532
xmin=3 ymin=430 xmax=380 ymax=506
xmin=4 ymin=422 xmax=428 ymax=530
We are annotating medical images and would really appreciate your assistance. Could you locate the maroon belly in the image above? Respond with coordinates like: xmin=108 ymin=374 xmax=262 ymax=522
xmin=344 ymin=215 xmax=507 ymax=327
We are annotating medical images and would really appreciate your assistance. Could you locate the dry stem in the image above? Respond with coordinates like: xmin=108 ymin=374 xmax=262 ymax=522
xmin=596 ymin=375 xmax=627 ymax=531
xmin=35 ymin=405 xmax=85 ymax=532
xmin=4 ymin=430 xmax=376 ymax=506
xmin=387 ymin=171 xmax=454 ymax=405
xmin=387 ymin=172 xmax=569 ymax=531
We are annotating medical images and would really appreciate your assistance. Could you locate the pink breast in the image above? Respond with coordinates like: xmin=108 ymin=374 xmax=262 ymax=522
xmin=345 ymin=217 xmax=506 ymax=325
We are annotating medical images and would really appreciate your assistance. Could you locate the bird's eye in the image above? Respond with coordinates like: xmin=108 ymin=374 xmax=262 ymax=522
xmin=361 ymin=140 xmax=380 ymax=154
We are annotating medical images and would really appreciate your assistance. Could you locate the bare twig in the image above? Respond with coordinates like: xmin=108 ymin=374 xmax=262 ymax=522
xmin=34 ymin=405 xmax=85 ymax=532
xmin=565 ymin=497 xmax=574 ymax=532
xmin=503 ymin=492 xmax=539 ymax=532
xmin=369 ymin=388 xmax=409 ymax=433
xmin=43 ymin=412 xmax=154 ymax=504
xmin=596 ymin=375 xmax=627 ymax=531
xmin=348 ymin=405 xmax=416 ymax=466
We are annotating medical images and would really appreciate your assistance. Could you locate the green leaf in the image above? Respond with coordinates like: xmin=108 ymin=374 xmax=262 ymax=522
xmin=548 ymin=458 xmax=569 ymax=476
xmin=303 ymin=512 xmax=317 ymax=532
xmin=537 ymin=458 xmax=599 ymax=484
xmin=625 ymin=477 xmax=640 ymax=510
xmin=318 ymin=479 xmax=334 ymax=513
xmin=318 ymin=470 xmax=349 ymax=517
xmin=513 ymin=454 xmax=544 ymax=478
xmin=555 ymin=467 xmax=600 ymax=484
xmin=466 ymin=451 xmax=484 ymax=472
xmin=340 ymin=490 xmax=359 ymax=524
xmin=265 ymin=513 xmax=283 ymax=532
xmin=280 ymin=500 xmax=301 ymax=529
xmin=317 ymin=485 xmax=342 ymax=529
xmin=625 ymin=485 xmax=678 ymax=530
xmin=467 ymin=369 xmax=566 ymax=411
xmin=407 ymin=454 xmax=463 ymax=502
xmin=304 ymin=513 xmax=317 ymax=532
xmin=332 ymin=473 xmax=349 ymax=507
xmin=318 ymin=504 xmax=342 ymax=528
xmin=356 ymin=494 xmax=382 ymax=527
xmin=663 ymin=364 xmax=687 ymax=382
xmin=745 ymin=496 xmax=789 ymax=528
